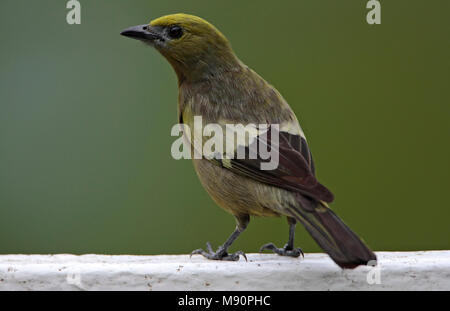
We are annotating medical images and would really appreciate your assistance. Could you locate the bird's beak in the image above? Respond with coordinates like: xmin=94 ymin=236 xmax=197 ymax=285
xmin=120 ymin=24 xmax=161 ymax=42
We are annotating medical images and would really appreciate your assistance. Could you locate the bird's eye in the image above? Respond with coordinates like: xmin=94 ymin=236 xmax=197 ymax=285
xmin=168 ymin=26 xmax=183 ymax=39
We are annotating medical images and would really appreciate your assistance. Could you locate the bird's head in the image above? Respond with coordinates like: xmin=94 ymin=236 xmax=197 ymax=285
xmin=121 ymin=13 xmax=240 ymax=83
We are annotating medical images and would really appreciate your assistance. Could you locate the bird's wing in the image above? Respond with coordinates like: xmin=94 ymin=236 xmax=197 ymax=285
xmin=211 ymin=126 xmax=334 ymax=203
xmin=179 ymin=93 xmax=333 ymax=203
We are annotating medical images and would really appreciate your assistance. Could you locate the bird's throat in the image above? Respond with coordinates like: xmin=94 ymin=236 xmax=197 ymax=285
xmin=160 ymin=49 xmax=242 ymax=85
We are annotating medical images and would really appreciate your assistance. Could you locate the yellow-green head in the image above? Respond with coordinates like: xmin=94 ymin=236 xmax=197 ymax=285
xmin=121 ymin=13 xmax=240 ymax=82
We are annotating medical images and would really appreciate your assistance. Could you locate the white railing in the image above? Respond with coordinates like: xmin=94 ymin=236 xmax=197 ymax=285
xmin=0 ymin=251 xmax=449 ymax=290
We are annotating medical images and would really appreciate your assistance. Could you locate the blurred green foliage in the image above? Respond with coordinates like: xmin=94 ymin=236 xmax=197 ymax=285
xmin=0 ymin=0 xmax=449 ymax=255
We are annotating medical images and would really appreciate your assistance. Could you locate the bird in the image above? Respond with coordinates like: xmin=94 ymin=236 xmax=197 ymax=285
xmin=120 ymin=13 xmax=377 ymax=268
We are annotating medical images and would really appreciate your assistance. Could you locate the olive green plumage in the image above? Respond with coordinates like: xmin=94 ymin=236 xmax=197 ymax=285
xmin=121 ymin=13 xmax=376 ymax=268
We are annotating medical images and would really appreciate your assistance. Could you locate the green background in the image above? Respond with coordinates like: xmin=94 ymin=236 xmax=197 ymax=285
xmin=0 ymin=0 xmax=449 ymax=255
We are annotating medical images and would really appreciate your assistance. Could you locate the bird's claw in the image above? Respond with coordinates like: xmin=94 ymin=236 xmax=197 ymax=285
xmin=259 ymin=242 xmax=304 ymax=258
xmin=190 ymin=242 xmax=247 ymax=261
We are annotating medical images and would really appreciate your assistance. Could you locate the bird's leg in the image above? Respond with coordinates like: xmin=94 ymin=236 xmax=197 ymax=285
xmin=259 ymin=217 xmax=304 ymax=258
xmin=191 ymin=214 xmax=249 ymax=261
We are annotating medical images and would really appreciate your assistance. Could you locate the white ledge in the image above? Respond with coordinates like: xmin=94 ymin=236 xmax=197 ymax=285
xmin=0 ymin=251 xmax=449 ymax=290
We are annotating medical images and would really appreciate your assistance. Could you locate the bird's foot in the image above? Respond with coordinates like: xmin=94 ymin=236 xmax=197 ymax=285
xmin=190 ymin=242 xmax=247 ymax=261
xmin=259 ymin=243 xmax=304 ymax=258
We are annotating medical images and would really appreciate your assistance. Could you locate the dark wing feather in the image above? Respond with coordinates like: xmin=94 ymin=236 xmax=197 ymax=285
xmin=217 ymin=127 xmax=334 ymax=203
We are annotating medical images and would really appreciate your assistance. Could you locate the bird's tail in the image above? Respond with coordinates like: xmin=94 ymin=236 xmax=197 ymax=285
xmin=290 ymin=197 xmax=376 ymax=269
